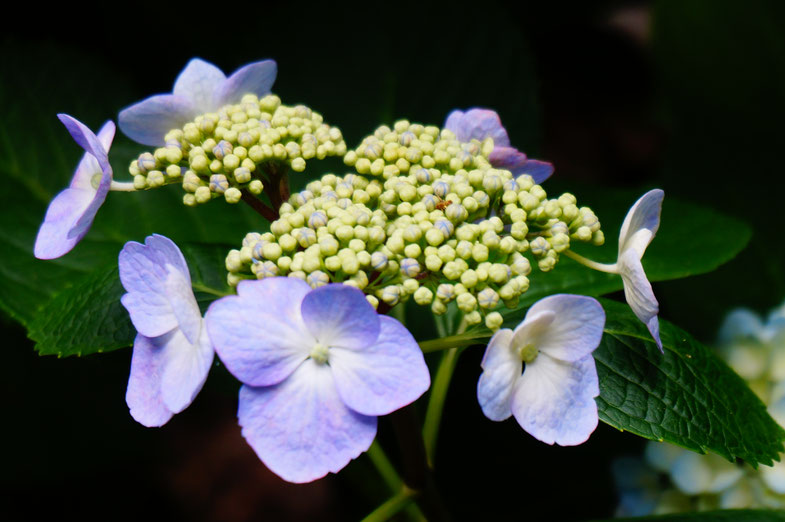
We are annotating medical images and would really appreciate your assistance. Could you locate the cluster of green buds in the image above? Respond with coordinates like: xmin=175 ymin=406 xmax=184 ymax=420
xmin=127 ymin=94 xmax=347 ymax=208
xmin=225 ymin=119 xmax=605 ymax=330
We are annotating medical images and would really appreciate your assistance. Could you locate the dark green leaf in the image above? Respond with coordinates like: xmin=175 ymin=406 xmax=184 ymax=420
xmin=595 ymin=298 xmax=784 ymax=467
xmin=606 ymin=509 xmax=785 ymax=522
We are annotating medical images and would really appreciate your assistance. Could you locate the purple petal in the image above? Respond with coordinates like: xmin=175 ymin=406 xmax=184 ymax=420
xmin=330 ymin=316 xmax=429 ymax=416
xmin=443 ymin=108 xmax=510 ymax=146
xmin=57 ymin=114 xmax=111 ymax=170
xmin=34 ymin=187 xmax=96 ymax=259
xmin=159 ymin=324 xmax=214 ymax=414
xmin=300 ymin=284 xmax=380 ymax=350
xmin=71 ymin=120 xmax=115 ymax=191
xmin=511 ymin=353 xmax=599 ymax=446
xmin=118 ymin=234 xmax=197 ymax=339
xmin=238 ymin=360 xmax=377 ymax=483
xmin=521 ymin=294 xmax=605 ymax=363
xmin=477 ymin=328 xmax=520 ymax=421
xmin=126 ymin=334 xmax=174 ymax=427
xmin=173 ymin=58 xmax=226 ymax=112
xmin=118 ymin=94 xmax=196 ymax=146
xmin=206 ymin=278 xmax=313 ymax=387
xmin=618 ymin=189 xmax=664 ymax=259
xmin=619 ymin=249 xmax=663 ymax=352
xmin=489 ymin=146 xmax=527 ymax=171
xmin=512 ymin=159 xmax=554 ymax=184
xmin=215 ymin=59 xmax=277 ymax=107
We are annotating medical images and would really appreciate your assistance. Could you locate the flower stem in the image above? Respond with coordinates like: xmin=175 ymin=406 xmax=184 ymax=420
xmin=367 ymin=440 xmax=402 ymax=492
xmin=361 ymin=487 xmax=416 ymax=522
xmin=240 ymin=189 xmax=278 ymax=221
xmin=109 ymin=180 xmax=136 ymax=192
xmin=563 ymin=249 xmax=619 ymax=274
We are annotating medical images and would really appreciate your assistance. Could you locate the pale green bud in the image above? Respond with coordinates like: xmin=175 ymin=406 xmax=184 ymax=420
xmin=413 ymin=286 xmax=434 ymax=305
xmin=324 ymin=255 xmax=341 ymax=272
xmin=456 ymin=292 xmax=477 ymax=313
xmin=592 ymin=230 xmax=605 ymax=245
xmin=195 ymin=186 xmax=212 ymax=203
xmin=456 ymin=225 xmax=476 ymax=242
xmin=485 ymin=311 xmax=504 ymax=331
xmin=442 ymin=261 xmax=462 ymax=280
xmin=460 ymin=269 xmax=479 ymax=288
xmin=366 ymin=294 xmax=379 ymax=309
xmin=262 ymin=242 xmax=283 ymax=261
xmin=402 ymin=278 xmax=419 ymax=295
xmin=472 ymin=243 xmax=489 ymax=263
xmin=278 ymin=234 xmax=297 ymax=252
xmin=381 ymin=285 xmax=401 ymax=305
xmin=511 ymin=221 xmax=529 ymax=240
xmin=431 ymin=298 xmax=447 ymax=315
xmin=482 ymin=230 xmax=500 ymax=250
xmin=403 ymin=224 xmax=422 ymax=242
xmin=342 ymin=255 xmax=360 ymax=275
xmin=511 ymin=256 xmax=531 ymax=276
xmin=538 ymin=256 xmax=556 ymax=272
xmin=464 ymin=311 xmax=482 ymax=325
xmin=307 ymin=270 xmax=330 ymax=288
xmin=224 ymin=187 xmax=242 ymax=203
xmin=400 ymin=258 xmax=420 ymax=277
xmin=225 ymin=249 xmax=242 ymax=271
xmin=445 ymin=203 xmax=468 ymax=223
xmin=425 ymin=254 xmax=443 ymax=271
xmin=551 ymin=232 xmax=570 ymax=253
xmin=530 ymin=236 xmax=550 ymax=256
xmin=489 ymin=264 xmax=511 ymax=283
xmin=477 ymin=287 xmax=500 ymax=309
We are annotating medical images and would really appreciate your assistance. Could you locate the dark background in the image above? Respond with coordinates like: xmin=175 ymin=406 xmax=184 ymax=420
xmin=2 ymin=1 xmax=785 ymax=520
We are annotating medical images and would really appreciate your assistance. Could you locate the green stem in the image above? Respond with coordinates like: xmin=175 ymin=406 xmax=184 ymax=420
xmin=422 ymin=318 xmax=468 ymax=468
xmin=191 ymin=283 xmax=232 ymax=298
xmin=361 ymin=487 xmax=416 ymax=522
xmin=563 ymin=249 xmax=618 ymax=274
xmin=367 ymin=440 xmax=402 ymax=492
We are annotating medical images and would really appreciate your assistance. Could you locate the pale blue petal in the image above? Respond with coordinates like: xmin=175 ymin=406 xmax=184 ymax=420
xmin=206 ymin=278 xmax=312 ymax=387
xmin=330 ymin=316 xmax=429 ymax=416
xmin=300 ymin=284 xmax=380 ymax=350
xmin=619 ymin=249 xmax=663 ymax=352
xmin=126 ymin=334 xmax=174 ymax=427
xmin=72 ymin=120 xmax=115 ymax=191
xmin=173 ymin=58 xmax=226 ymax=112
xmin=444 ymin=108 xmax=510 ymax=146
xmin=159 ymin=324 xmax=214 ymax=414
xmin=618 ymin=189 xmax=664 ymax=259
xmin=118 ymin=94 xmax=196 ymax=146
xmin=511 ymin=353 xmax=599 ymax=446
xmin=512 ymin=159 xmax=554 ymax=184
xmin=216 ymin=59 xmax=277 ymax=107
xmin=523 ymin=294 xmax=605 ymax=363
xmin=238 ymin=360 xmax=377 ymax=483
xmin=718 ymin=308 xmax=763 ymax=344
xmin=164 ymin=266 xmax=201 ymax=345
xmin=477 ymin=328 xmax=519 ymax=421
xmin=488 ymin=145 xmax=527 ymax=171
xmin=33 ymin=187 xmax=95 ymax=259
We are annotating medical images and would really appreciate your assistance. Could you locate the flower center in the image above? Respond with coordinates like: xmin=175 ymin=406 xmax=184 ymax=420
xmin=91 ymin=173 xmax=102 ymax=190
xmin=518 ymin=342 xmax=538 ymax=363
xmin=310 ymin=342 xmax=330 ymax=364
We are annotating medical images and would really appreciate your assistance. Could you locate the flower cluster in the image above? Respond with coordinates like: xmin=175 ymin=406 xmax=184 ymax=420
xmin=225 ymin=119 xmax=604 ymax=328
xmin=127 ymin=94 xmax=347 ymax=207
xmin=614 ymin=300 xmax=785 ymax=515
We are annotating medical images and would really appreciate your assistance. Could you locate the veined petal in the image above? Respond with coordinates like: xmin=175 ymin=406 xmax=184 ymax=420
xmin=618 ymin=189 xmax=664 ymax=259
xmin=512 ymin=159 xmax=554 ymax=184
xmin=238 ymin=360 xmax=377 ymax=483
xmin=216 ymin=59 xmax=277 ymax=107
xmin=477 ymin=329 xmax=520 ymax=421
xmin=206 ymin=278 xmax=312 ymax=387
xmin=489 ymin=146 xmax=527 ymax=171
xmin=173 ymin=58 xmax=226 ymax=112
xmin=125 ymin=334 xmax=174 ymax=427
xmin=118 ymin=94 xmax=196 ymax=146
xmin=300 ymin=284 xmax=380 ymax=350
xmin=72 ymin=120 xmax=115 ymax=191
xmin=510 ymin=309 xmax=556 ymax=356
xmin=33 ymin=187 xmax=95 ymax=259
xmin=619 ymin=249 xmax=663 ymax=352
xmin=159 ymin=324 xmax=214 ymax=414
xmin=330 ymin=316 xmax=429 ymax=416
xmin=523 ymin=294 xmax=605 ymax=363
xmin=511 ymin=353 xmax=599 ymax=446
xmin=444 ymin=108 xmax=510 ymax=146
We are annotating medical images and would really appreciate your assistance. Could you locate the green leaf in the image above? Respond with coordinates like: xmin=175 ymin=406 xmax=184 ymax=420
xmin=26 ymin=244 xmax=232 ymax=357
xmin=420 ymin=298 xmax=784 ymax=467
xmin=606 ymin=509 xmax=785 ymax=522
xmin=595 ymin=298 xmax=783 ymax=467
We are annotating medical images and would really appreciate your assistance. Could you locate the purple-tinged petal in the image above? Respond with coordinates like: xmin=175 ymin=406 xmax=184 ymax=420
xmin=33 ymin=188 xmax=96 ymax=259
xmin=300 ymin=284 xmax=380 ymax=350
xmin=477 ymin=328 xmax=520 ymax=421
xmin=511 ymin=353 xmax=599 ymax=446
xmin=57 ymin=114 xmax=110 ymax=169
xmin=512 ymin=159 xmax=554 ymax=184
xmin=619 ymin=249 xmax=662 ymax=352
xmin=173 ymin=58 xmax=226 ymax=112
xmin=238 ymin=360 xmax=377 ymax=483
xmin=126 ymin=334 xmax=174 ymax=427
xmin=159 ymin=324 xmax=214 ymax=414
xmin=119 ymin=235 xmax=196 ymax=339
xmin=206 ymin=278 xmax=312 ymax=387
xmin=510 ymin=309 xmax=556 ymax=356
xmin=444 ymin=108 xmax=511 ymax=146
xmin=71 ymin=120 xmax=115 ymax=191
xmin=215 ymin=59 xmax=277 ymax=107
xmin=618 ymin=189 xmax=664 ymax=259
xmin=489 ymin=146 xmax=527 ymax=171
xmin=330 ymin=316 xmax=429 ymax=416
xmin=118 ymin=94 xmax=196 ymax=146
xmin=164 ymin=266 xmax=201 ymax=345
xmin=522 ymin=294 xmax=605 ymax=363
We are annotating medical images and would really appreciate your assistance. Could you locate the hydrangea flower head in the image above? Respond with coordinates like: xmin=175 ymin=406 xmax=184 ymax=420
xmin=119 ymin=234 xmax=214 ymax=427
xmin=616 ymin=189 xmax=664 ymax=351
xmin=205 ymin=278 xmax=430 ymax=483
xmin=444 ymin=108 xmax=554 ymax=183
xmin=119 ymin=58 xmax=277 ymax=146
xmin=477 ymin=294 xmax=605 ymax=445
xmin=34 ymin=115 xmax=114 ymax=260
